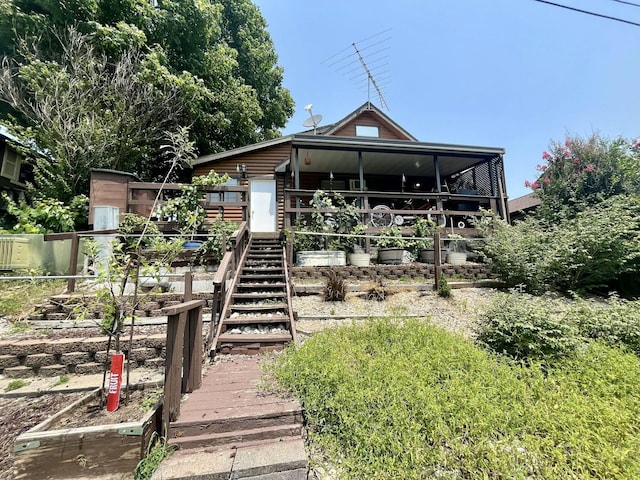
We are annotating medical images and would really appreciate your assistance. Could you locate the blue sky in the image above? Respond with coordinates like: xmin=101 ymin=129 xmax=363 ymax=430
xmin=254 ymin=0 xmax=640 ymax=200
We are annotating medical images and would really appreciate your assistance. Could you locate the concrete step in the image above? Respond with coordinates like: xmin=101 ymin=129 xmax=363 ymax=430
xmin=151 ymin=438 xmax=308 ymax=480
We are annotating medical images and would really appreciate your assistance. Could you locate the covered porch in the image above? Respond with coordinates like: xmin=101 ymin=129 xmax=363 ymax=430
xmin=282 ymin=135 xmax=508 ymax=231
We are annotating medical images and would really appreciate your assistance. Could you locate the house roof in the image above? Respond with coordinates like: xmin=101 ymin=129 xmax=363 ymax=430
xmin=322 ymin=102 xmax=418 ymax=140
xmin=193 ymin=102 xmax=504 ymax=174
xmin=508 ymin=193 xmax=541 ymax=212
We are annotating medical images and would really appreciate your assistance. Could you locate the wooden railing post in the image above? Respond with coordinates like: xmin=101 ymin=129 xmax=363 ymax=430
xmin=161 ymin=299 xmax=204 ymax=438
xmin=434 ymin=231 xmax=442 ymax=290
xmin=163 ymin=310 xmax=186 ymax=430
xmin=184 ymin=271 xmax=192 ymax=302
xmin=186 ymin=304 xmax=203 ymax=391
xmin=66 ymin=232 xmax=80 ymax=293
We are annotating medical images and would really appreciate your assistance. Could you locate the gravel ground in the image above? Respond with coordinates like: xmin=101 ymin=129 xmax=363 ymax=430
xmin=293 ymin=287 xmax=496 ymax=340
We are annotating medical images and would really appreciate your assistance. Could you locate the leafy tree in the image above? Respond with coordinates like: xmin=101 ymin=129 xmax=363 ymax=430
xmin=0 ymin=28 xmax=187 ymax=201
xmin=0 ymin=0 xmax=293 ymax=157
xmin=526 ymin=134 xmax=640 ymax=222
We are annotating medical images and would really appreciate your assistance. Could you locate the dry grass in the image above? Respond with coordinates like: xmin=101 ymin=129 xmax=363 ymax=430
xmin=0 ymin=278 xmax=66 ymax=322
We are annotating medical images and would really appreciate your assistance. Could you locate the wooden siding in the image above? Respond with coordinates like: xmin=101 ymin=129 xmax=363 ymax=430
xmin=89 ymin=171 xmax=139 ymax=225
xmin=194 ymin=143 xmax=291 ymax=230
xmin=330 ymin=110 xmax=410 ymax=140
xmin=193 ymin=143 xmax=291 ymax=179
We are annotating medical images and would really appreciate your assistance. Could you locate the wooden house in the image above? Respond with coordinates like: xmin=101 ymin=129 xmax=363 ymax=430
xmin=192 ymin=102 xmax=509 ymax=233
xmin=0 ymin=126 xmax=32 ymax=208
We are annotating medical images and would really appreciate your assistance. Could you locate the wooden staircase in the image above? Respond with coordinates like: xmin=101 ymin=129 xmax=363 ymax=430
xmin=214 ymin=236 xmax=296 ymax=355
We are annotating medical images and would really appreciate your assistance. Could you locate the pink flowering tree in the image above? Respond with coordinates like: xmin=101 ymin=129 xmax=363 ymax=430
xmin=526 ymin=134 xmax=640 ymax=222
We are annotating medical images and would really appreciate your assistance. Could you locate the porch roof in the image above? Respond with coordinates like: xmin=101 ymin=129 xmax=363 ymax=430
xmin=195 ymin=133 xmax=505 ymax=179
xmin=291 ymin=135 xmax=505 ymax=178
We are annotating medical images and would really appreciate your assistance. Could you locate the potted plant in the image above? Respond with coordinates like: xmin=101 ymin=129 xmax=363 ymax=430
xmin=445 ymin=233 xmax=468 ymax=265
xmin=293 ymin=190 xmax=360 ymax=266
xmin=412 ymin=216 xmax=444 ymax=263
xmin=376 ymin=225 xmax=411 ymax=264
xmin=346 ymin=224 xmax=370 ymax=266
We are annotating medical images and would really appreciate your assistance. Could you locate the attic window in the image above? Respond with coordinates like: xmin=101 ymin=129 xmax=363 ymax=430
xmin=355 ymin=125 xmax=379 ymax=137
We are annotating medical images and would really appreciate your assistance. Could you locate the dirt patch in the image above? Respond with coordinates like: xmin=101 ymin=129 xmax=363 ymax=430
xmin=0 ymin=393 xmax=83 ymax=480
xmin=49 ymin=387 xmax=163 ymax=429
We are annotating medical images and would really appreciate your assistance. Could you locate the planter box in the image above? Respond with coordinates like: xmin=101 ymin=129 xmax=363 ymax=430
xmin=377 ymin=248 xmax=405 ymax=265
xmin=296 ymin=250 xmax=346 ymax=267
xmin=419 ymin=249 xmax=447 ymax=264
xmin=13 ymin=387 xmax=163 ymax=480
xmin=348 ymin=252 xmax=371 ymax=266
xmin=446 ymin=252 xmax=468 ymax=265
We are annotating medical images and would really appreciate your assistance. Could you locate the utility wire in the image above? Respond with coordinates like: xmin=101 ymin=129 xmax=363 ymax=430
xmin=606 ymin=0 xmax=640 ymax=7
xmin=530 ymin=0 xmax=640 ymax=26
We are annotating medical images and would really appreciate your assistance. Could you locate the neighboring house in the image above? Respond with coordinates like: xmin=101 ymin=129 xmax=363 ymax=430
xmin=192 ymin=102 xmax=509 ymax=233
xmin=0 ymin=126 xmax=32 ymax=208
xmin=508 ymin=193 xmax=541 ymax=223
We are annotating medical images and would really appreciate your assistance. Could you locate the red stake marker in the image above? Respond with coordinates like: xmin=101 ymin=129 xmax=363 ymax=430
xmin=106 ymin=352 xmax=125 ymax=412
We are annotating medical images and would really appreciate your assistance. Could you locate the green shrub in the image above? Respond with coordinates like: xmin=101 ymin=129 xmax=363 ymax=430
xmin=1 ymin=193 xmax=88 ymax=233
xmin=6 ymin=379 xmax=30 ymax=391
xmin=477 ymin=293 xmax=580 ymax=361
xmin=482 ymin=195 xmax=640 ymax=295
xmin=437 ymin=275 xmax=451 ymax=298
xmin=270 ymin=318 xmax=640 ymax=479
xmin=573 ymin=296 xmax=640 ymax=355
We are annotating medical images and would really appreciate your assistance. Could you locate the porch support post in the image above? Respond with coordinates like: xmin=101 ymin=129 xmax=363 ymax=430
xmin=358 ymin=150 xmax=369 ymax=251
xmin=487 ymin=158 xmax=497 ymax=197
xmin=358 ymin=151 xmax=364 ymax=190
xmin=497 ymin=155 xmax=509 ymax=221
xmin=434 ymin=155 xmax=444 ymax=216
xmin=294 ymin=147 xmax=301 ymax=213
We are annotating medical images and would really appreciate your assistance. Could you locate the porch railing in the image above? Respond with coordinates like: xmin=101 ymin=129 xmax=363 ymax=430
xmin=127 ymin=182 xmax=249 ymax=227
xmin=284 ymin=188 xmax=502 ymax=230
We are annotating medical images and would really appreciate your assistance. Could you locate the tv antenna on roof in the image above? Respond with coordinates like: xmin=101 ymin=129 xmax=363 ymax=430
xmin=323 ymin=29 xmax=392 ymax=111
xmin=352 ymin=43 xmax=389 ymax=111
xmin=303 ymin=104 xmax=323 ymax=134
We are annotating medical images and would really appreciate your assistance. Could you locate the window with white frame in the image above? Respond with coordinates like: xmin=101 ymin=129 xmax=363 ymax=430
xmin=355 ymin=125 xmax=380 ymax=137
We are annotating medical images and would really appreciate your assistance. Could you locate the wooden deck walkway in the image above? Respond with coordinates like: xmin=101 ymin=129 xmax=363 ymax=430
xmin=168 ymin=355 xmax=304 ymax=450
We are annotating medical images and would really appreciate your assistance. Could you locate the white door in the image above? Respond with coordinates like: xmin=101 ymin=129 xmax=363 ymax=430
xmin=250 ymin=179 xmax=277 ymax=232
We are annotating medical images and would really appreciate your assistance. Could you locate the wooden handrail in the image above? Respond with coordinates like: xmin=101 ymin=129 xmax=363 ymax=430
xmin=161 ymin=280 xmax=204 ymax=437
xmin=282 ymin=243 xmax=298 ymax=344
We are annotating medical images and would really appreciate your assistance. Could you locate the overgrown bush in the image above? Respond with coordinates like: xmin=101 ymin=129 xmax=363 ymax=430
xmin=529 ymin=134 xmax=640 ymax=223
xmin=477 ymin=292 xmax=640 ymax=360
xmin=573 ymin=296 xmax=640 ymax=355
xmin=477 ymin=293 xmax=581 ymax=361
xmin=1 ymin=193 xmax=88 ymax=233
xmin=482 ymin=195 xmax=640 ymax=294
xmin=270 ymin=318 xmax=640 ymax=479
